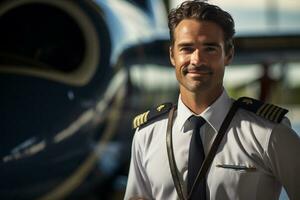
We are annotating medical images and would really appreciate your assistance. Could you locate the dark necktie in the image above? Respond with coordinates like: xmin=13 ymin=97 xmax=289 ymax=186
xmin=188 ymin=116 xmax=206 ymax=200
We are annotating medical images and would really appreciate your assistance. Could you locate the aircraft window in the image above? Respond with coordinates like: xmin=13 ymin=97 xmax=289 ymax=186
xmin=125 ymin=0 xmax=149 ymax=12
xmin=0 ymin=3 xmax=85 ymax=73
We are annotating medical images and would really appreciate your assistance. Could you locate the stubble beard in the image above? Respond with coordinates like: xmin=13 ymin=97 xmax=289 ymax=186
xmin=179 ymin=76 xmax=210 ymax=96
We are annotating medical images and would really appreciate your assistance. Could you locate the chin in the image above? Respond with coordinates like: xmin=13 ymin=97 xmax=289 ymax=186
xmin=186 ymin=83 xmax=207 ymax=93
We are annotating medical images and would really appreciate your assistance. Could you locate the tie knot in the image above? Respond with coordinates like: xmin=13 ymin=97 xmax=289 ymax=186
xmin=189 ymin=116 xmax=206 ymax=128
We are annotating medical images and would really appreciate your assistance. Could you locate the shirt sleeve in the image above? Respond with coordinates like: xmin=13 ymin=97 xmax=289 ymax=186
xmin=266 ymin=119 xmax=300 ymax=200
xmin=124 ymin=129 xmax=152 ymax=200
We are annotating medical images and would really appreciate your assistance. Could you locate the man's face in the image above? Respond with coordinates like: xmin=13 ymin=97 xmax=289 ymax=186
xmin=170 ymin=19 xmax=233 ymax=96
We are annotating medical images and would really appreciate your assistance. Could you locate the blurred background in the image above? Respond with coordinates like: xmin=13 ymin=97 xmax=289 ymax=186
xmin=0 ymin=0 xmax=299 ymax=199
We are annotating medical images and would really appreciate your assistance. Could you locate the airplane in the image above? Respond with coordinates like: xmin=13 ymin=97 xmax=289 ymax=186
xmin=0 ymin=0 xmax=172 ymax=199
xmin=0 ymin=0 xmax=300 ymax=200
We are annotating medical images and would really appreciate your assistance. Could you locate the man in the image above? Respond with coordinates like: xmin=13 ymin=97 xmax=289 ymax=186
xmin=124 ymin=0 xmax=300 ymax=199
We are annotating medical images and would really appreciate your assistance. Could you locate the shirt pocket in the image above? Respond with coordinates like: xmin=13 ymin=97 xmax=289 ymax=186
xmin=215 ymin=164 xmax=257 ymax=172
xmin=212 ymin=163 xmax=260 ymax=200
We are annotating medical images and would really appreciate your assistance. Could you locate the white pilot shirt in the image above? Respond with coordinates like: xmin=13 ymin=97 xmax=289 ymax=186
xmin=124 ymin=90 xmax=300 ymax=200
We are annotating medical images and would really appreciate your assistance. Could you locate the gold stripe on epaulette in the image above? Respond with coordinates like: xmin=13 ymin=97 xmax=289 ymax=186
xmin=257 ymin=104 xmax=285 ymax=122
xmin=265 ymin=104 xmax=275 ymax=119
xmin=136 ymin=115 xmax=141 ymax=128
xmin=261 ymin=104 xmax=272 ymax=118
xmin=133 ymin=113 xmax=142 ymax=129
xmin=133 ymin=111 xmax=150 ymax=129
xmin=157 ymin=104 xmax=165 ymax=112
xmin=270 ymin=106 xmax=280 ymax=121
xmin=137 ymin=112 xmax=145 ymax=127
xmin=265 ymin=105 xmax=276 ymax=120
xmin=141 ymin=111 xmax=150 ymax=125
xmin=256 ymin=103 xmax=268 ymax=116
xmin=274 ymin=108 xmax=284 ymax=122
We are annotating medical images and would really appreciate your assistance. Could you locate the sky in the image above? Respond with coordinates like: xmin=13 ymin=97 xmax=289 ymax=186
xmin=170 ymin=0 xmax=300 ymax=35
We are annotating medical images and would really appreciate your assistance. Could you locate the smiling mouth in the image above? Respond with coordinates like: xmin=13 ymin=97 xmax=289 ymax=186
xmin=185 ymin=69 xmax=213 ymax=77
xmin=183 ymin=65 xmax=212 ymax=75
xmin=187 ymin=70 xmax=212 ymax=75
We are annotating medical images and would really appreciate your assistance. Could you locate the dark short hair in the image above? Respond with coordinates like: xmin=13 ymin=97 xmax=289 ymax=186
xmin=168 ymin=0 xmax=235 ymax=54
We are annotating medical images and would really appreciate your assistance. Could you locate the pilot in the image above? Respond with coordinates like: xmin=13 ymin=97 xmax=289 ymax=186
xmin=124 ymin=0 xmax=300 ymax=200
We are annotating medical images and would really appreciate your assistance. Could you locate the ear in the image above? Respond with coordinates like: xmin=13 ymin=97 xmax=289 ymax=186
xmin=169 ymin=46 xmax=175 ymax=67
xmin=225 ymin=47 xmax=234 ymax=66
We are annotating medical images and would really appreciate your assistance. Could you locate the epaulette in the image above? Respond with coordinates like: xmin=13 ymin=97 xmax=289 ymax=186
xmin=235 ymin=97 xmax=288 ymax=123
xmin=132 ymin=103 xmax=173 ymax=129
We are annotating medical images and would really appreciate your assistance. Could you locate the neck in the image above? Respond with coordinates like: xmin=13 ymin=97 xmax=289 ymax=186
xmin=180 ymin=87 xmax=223 ymax=115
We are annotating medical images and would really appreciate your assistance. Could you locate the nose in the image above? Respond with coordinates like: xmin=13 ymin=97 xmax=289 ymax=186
xmin=190 ymin=49 xmax=203 ymax=66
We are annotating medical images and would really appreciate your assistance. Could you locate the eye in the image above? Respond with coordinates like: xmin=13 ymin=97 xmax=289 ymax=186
xmin=180 ymin=46 xmax=194 ymax=53
xmin=204 ymin=46 xmax=218 ymax=53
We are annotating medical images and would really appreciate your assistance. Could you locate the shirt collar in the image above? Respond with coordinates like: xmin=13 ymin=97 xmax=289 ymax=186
xmin=177 ymin=89 xmax=234 ymax=133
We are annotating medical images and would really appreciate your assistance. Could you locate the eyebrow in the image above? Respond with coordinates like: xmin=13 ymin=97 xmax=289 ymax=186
xmin=177 ymin=42 xmax=222 ymax=48
xmin=177 ymin=42 xmax=194 ymax=48
xmin=203 ymin=42 xmax=222 ymax=48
